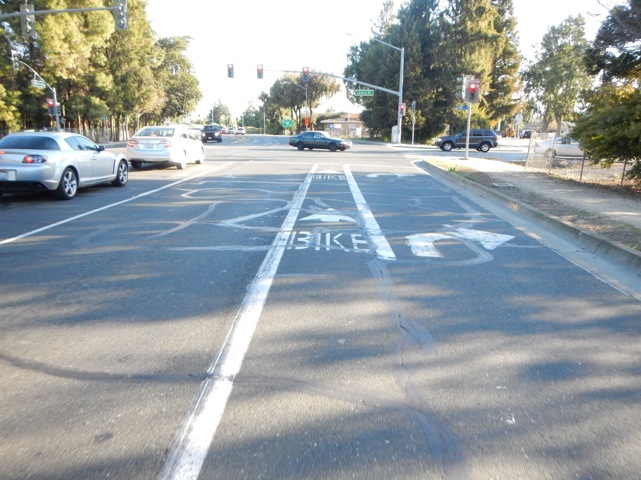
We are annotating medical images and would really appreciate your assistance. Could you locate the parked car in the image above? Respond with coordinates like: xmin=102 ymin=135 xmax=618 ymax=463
xmin=126 ymin=125 xmax=205 ymax=170
xmin=227 ymin=127 xmax=236 ymax=135
xmin=533 ymin=137 xmax=584 ymax=158
xmin=289 ymin=131 xmax=352 ymax=152
xmin=0 ymin=131 xmax=128 ymax=200
xmin=520 ymin=130 xmax=533 ymax=139
xmin=202 ymin=124 xmax=223 ymax=143
xmin=434 ymin=129 xmax=498 ymax=152
xmin=236 ymin=126 xmax=245 ymax=135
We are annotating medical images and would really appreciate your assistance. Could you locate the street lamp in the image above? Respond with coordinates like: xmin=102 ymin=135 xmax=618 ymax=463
xmin=283 ymin=81 xmax=309 ymax=130
xmin=372 ymin=37 xmax=404 ymax=144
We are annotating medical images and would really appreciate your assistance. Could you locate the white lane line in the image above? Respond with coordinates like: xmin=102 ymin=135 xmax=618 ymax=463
xmin=157 ymin=164 xmax=318 ymax=480
xmin=343 ymin=164 xmax=396 ymax=261
xmin=0 ymin=164 xmax=233 ymax=247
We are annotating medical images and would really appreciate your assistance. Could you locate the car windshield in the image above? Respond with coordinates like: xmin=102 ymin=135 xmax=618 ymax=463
xmin=0 ymin=135 xmax=61 ymax=150
xmin=137 ymin=127 xmax=175 ymax=137
xmin=204 ymin=126 xmax=220 ymax=131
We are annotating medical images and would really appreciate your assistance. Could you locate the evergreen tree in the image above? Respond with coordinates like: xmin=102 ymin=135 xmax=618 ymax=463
xmin=344 ymin=0 xmax=520 ymax=142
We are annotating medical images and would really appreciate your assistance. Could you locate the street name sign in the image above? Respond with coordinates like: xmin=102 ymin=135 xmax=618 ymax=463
xmin=354 ymin=89 xmax=374 ymax=96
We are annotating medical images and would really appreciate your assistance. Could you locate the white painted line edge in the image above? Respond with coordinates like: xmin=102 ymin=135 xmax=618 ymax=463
xmin=156 ymin=163 xmax=318 ymax=480
xmin=343 ymin=164 xmax=396 ymax=261
xmin=0 ymin=164 xmax=233 ymax=247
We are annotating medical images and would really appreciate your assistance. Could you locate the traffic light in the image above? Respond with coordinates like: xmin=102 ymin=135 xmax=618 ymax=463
xmin=302 ymin=66 xmax=310 ymax=83
xmin=56 ymin=102 xmax=62 ymax=117
xmin=113 ymin=0 xmax=128 ymax=30
xmin=46 ymin=99 xmax=55 ymax=116
xmin=465 ymin=78 xmax=480 ymax=103
xmin=399 ymin=103 xmax=406 ymax=116
xmin=257 ymin=64 xmax=263 ymax=79
xmin=227 ymin=64 xmax=234 ymax=78
xmin=455 ymin=77 xmax=465 ymax=100
xmin=11 ymin=52 xmax=20 ymax=71
xmin=20 ymin=4 xmax=35 ymax=38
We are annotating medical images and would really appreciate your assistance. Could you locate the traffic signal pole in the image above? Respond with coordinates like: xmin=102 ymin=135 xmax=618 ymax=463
xmin=14 ymin=59 xmax=61 ymax=130
xmin=464 ymin=101 xmax=472 ymax=160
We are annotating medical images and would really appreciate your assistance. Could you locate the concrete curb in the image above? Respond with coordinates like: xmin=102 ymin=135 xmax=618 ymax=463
xmin=421 ymin=160 xmax=641 ymax=274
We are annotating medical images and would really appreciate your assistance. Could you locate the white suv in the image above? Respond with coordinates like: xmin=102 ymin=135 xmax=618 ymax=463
xmin=236 ymin=126 xmax=246 ymax=135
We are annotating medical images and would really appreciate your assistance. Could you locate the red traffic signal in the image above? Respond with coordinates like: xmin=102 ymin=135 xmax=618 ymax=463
xmin=257 ymin=64 xmax=263 ymax=79
xmin=302 ymin=66 xmax=310 ymax=83
xmin=46 ymin=98 xmax=55 ymax=107
xmin=227 ymin=64 xmax=234 ymax=78
xmin=399 ymin=103 xmax=407 ymax=116
xmin=465 ymin=79 xmax=480 ymax=102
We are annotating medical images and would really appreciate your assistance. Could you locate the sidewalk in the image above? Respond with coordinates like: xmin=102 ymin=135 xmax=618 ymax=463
xmin=422 ymin=156 xmax=641 ymax=273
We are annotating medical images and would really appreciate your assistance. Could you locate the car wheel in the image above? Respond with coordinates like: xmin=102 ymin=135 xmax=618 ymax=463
xmin=176 ymin=152 xmax=187 ymax=169
xmin=296 ymin=142 xmax=305 ymax=151
xmin=441 ymin=141 xmax=454 ymax=152
xmin=479 ymin=143 xmax=491 ymax=153
xmin=112 ymin=160 xmax=129 ymax=187
xmin=217 ymin=138 xmax=222 ymax=143
xmin=55 ymin=167 xmax=78 ymax=200
xmin=328 ymin=143 xmax=337 ymax=152
xmin=131 ymin=160 xmax=142 ymax=169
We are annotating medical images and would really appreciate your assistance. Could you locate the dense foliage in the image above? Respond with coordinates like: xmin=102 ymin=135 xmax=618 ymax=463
xmin=343 ymin=0 xmax=521 ymax=142
xmin=572 ymin=0 xmax=641 ymax=180
xmin=1 ymin=0 xmax=201 ymax=139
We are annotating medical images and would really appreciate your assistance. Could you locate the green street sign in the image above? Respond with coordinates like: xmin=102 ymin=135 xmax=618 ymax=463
xmin=31 ymin=79 xmax=46 ymax=89
xmin=281 ymin=119 xmax=293 ymax=128
xmin=354 ymin=89 xmax=374 ymax=96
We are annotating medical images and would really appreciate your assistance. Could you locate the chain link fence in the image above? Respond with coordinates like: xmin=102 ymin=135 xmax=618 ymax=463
xmin=523 ymin=134 xmax=635 ymax=188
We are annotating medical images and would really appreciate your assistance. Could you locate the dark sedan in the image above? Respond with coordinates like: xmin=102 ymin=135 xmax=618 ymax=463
xmin=202 ymin=124 xmax=223 ymax=143
xmin=289 ymin=131 xmax=352 ymax=152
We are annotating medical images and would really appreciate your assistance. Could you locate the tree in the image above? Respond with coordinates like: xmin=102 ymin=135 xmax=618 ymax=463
xmin=155 ymin=37 xmax=201 ymax=122
xmin=573 ymin=0 xmax=641 ymax=181
xmin=484 ymin=0 xmax=521 ymax=125
xmin=522 ymin=16 xmax=593 ymax=135
xmin=0 ymin=0 xmax=200 ymax=138
xmin=585 ymin=1 xmax=641 ymax=81
xmin=206 ymin=101 xmax=231 ymax=125
xmin=267 ymin=74 xmax=340 ymax=131
xmin=572 ymin=85 xmax=641 ymax=180
xmin=344 ymin=0 xmax=520 ymax=142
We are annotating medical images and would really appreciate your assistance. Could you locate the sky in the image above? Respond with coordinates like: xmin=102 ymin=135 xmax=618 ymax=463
xmin=144 ymin=0 xmax=615 ymax=121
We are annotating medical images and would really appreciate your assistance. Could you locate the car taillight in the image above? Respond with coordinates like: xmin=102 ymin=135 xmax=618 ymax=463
xmin=23 ymin=155 xmax=47 ymax=164
xmin=127 ymin=139 xmax=139 ymax=147
xmin=160 ymin=140 xmax=172 ymax=148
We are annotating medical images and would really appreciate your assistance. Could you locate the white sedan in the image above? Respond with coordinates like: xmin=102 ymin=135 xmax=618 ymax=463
xmin=533 ymin=137 xmax=584 ymax=158
xmin=126 ymin=125 xmax=205 ymax=170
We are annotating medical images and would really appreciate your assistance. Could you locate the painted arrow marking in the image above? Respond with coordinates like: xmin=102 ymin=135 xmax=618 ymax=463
xmin=299 ymin=208 xmax=356 ymax=223
xmin=407 ymin=228 xmax=514 ymax=258
xmin=449 ymin=227 xmax=514 ymax=251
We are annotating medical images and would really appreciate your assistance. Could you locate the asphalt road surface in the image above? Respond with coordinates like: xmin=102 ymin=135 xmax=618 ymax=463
xmin=1 ymin=135 xmax=640 ymax=480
